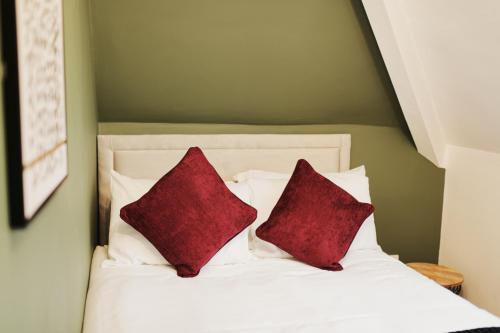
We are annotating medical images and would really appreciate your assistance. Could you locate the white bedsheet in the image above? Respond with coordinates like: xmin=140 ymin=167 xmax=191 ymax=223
xmin=83 ymin=246 xmax=499 ymax=333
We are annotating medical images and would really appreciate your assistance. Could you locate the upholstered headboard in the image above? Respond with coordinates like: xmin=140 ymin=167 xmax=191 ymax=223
xmin=97 ymin=134 xmax=351 ymax=244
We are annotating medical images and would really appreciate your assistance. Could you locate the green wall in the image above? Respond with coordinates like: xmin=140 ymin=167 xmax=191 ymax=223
xmin=100 ymin=123 xmax=445 ymax=263
xmin=0 ymin=0 xmax=445 ymax=331
xmin=92 ymin=0 xmax=405 ymax=126
xmin=0 ymin=0 xmax=97 ymax=332
xmin=92 ymin=0 xmax=444 ymax=261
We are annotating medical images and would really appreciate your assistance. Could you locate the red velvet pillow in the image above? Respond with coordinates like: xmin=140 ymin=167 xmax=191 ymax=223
xmin=256 ymin=159 xmax=374 ymax=271
xmin=120 ymin=147 xmax=257 ymax=277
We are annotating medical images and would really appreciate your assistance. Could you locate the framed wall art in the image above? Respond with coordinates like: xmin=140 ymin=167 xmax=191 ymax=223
xmin=1 ymin=0 xmax=67 ymax=226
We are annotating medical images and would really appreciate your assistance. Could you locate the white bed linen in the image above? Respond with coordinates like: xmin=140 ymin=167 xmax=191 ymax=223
xmin=83 ymin=246 xmax=499 ymax=333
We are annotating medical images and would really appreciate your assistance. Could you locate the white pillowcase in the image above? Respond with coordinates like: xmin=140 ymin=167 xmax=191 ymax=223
xmin=234 ymin=165 xmax=366 ymax=182
xmin=234 ymin=166 xmax=379 ymax=259
xmin=108 ymin=170 xmax=254 ymax=266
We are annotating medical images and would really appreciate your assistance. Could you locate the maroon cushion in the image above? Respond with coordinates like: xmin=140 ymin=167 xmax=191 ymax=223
xmin=120 ymin=147 xmax=257 ymax=277
xmin=256 ymin=159 xmax=374 ymax=271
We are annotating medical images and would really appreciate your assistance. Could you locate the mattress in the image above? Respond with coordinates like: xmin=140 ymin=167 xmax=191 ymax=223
xmin=83 ymin=246 xmax=499 ymax=333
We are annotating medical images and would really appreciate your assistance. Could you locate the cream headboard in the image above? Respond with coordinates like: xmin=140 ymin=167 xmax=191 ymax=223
xmin=97 ymin=134 xmax=351 ymax=244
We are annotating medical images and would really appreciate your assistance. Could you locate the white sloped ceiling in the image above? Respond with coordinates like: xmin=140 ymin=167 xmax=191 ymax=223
xmin=362 ymin=0 xmax=500 ymax=167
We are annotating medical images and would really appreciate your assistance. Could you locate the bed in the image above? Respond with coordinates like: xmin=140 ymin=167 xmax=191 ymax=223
xmin=83 ymin=134 xmax=500 ymax=333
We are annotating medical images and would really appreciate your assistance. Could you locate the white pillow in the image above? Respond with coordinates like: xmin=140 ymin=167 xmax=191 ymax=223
xmin=234 ymin=165 xmax=366 ymax=182
xmin=235 ymin=166 xmax=379 ymax=259
xmin=108 ymin=170 xmax=254 ymax=266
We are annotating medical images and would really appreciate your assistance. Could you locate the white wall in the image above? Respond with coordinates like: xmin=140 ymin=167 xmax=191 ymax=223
xmin=363 ymin=0 xmax=500 ymax=165
xmin=440 ymin=145 xmax=500 ymax=316
xmin=401 ymin=0 xmax=500 ymax=154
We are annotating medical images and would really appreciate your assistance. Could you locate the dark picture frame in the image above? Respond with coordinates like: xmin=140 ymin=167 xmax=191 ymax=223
xmin=1 ymin=0 xmax=68 ymax=227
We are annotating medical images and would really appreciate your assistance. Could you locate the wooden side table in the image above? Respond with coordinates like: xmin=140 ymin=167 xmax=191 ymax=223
xmin=407 ymin=262 xmax=464 ymax=295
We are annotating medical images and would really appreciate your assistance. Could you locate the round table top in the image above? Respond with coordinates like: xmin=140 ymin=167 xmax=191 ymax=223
xmin=407 ymin=262 xmax=464 ymax=287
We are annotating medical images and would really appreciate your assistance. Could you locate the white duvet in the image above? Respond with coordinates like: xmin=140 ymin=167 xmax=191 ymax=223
xmin=83 ymin=246 xmax=499 ymax=333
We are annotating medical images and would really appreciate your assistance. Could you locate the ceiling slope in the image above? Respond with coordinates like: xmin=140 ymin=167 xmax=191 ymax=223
xmin=362 ymin=0 xmax=500 ymax=167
